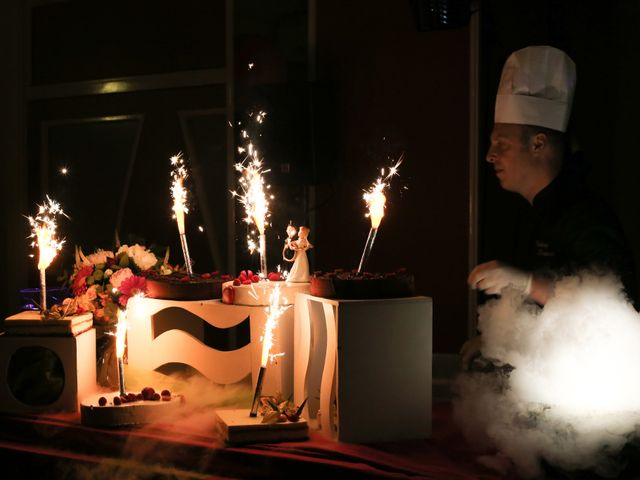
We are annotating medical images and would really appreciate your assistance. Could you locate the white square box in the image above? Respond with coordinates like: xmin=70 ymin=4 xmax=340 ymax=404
xmin=294 ymin=294 xmax=432 ymax=443
xmin=0 ymin=326 xmax=96 ymax=414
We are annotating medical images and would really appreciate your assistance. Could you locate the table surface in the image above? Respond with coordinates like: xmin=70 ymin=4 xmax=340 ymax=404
xmin=0 ymin=401 xmax=514 ymax=479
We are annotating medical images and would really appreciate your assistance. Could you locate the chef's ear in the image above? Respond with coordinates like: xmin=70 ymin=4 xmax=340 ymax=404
xmin=531 ymin=133 xmax=547 ymax=152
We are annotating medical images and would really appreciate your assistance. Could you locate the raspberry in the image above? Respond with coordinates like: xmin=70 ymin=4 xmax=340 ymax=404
xmin=98 ymin=396 xmax=107 ymax=406
xmin=113 ymin=396 xmax=122 ymax=406
xmin=152 ymin=393 xmax=161 ymax=401
xmin=242 ymin=280 xmax=252 ymax=285
xmin=136 ymin=393 xmax=143 ymax=401
xmin=127 ymin=393 xmax=137 ymax=402
xmin=251 ymin=275 xmax=260 ymax=283
xmin=221 ymin=274 xmax=232 ymax=281
xmin=120 ymin=395 xmax=129 ymax=403
xmin=211 ymin=271 xmax=219 ymax=276
xmin=247 ymin=270 xmax=253 ymax=278
xmin=161 ymin=389 xmax=171 ymax=396
xmin=233 ymin=279 xmax=241 ymax=286
xmin=201 ymin=272 xmax=211 ymax=279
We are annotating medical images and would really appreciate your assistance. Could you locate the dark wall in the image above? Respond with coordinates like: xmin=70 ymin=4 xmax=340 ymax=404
xmin=315 ymin=1 xmax=471 ymax=353
xmin=479 ymin=0 xmax=640 ymax=301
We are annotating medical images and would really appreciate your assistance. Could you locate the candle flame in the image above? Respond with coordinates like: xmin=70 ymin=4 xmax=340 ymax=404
xmin=170 ymin=153 xmax=189 ymax=235
xmin=116 ymin=308 xmax=128 ymax=359
xmin=27 ymin=196 xmax=67 ymax=271
xmin=260 ymin=284 xmax=286 ymax=367
xmin=363 ymin=155 xmax=403 ymax=229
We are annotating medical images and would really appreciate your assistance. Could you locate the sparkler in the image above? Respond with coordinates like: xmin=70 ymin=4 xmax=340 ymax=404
xmin=357 ymin=155 xmax=403 ymax=274
xmin=250 ymin=284 xmax=286 ymax=417
xmin=27 ymin=196 xmax=67 ymax=312
xmin=116 ymin=309 xmax=128 ymax=396
xmin=232 ymin=121 xmax=272 ymax=278
xmin=170 ymin=153 xmax=194 ymax=276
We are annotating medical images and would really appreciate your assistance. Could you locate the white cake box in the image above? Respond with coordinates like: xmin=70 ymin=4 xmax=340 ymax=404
xmin=127 ymin=297 xmax=294 ymax=398
xmin=0 ymin=311 xmax=96 ymax=414
xmin=294 ymin=294 xmax=432 ymax=443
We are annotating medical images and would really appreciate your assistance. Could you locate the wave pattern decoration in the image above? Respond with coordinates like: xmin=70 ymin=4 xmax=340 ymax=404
xmin=152 ymin=307 xmax=251 ymax=352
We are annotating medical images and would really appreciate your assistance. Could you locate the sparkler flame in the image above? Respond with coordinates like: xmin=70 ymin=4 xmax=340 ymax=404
xmin=233 ymin=151 xmax=270 ymax=235
xmin=170 ymin=153 xmax=189 ymax=235
xmin=260 ymin=284 xmax=286 ymax=367
xmin=27 ymin=196 xmax=67 ymax=271
xmin=116 ymin=309 xmax=128 ymax=359
xmin=362 ymin=155 xmax=403 ymax=229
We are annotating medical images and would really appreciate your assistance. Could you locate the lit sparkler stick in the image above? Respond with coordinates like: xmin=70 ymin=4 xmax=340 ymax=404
xmin=116 ymin=309 xmax=128 ymax=396
xmin=27 ymin=196 xmax=67 ymax=312
xmin=232 ymin=127 xmax=271 ymax=278
xmin=170 ymin=153 xmax=194 ymax=276
xmin=357 ymin=156 xmax=403 ymax=274
xmin=250 ymin=284 xmax=286 ymax=417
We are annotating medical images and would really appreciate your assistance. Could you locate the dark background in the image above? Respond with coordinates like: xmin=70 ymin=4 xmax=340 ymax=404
xmin=1 ymin=0 xmax=639 ymax=354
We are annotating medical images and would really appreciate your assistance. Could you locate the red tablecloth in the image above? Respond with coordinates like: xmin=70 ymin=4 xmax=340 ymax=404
xmin=0 ymin=401 xmax=512 ymax=479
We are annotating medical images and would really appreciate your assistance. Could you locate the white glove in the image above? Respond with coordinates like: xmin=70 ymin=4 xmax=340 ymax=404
xmin=468 ymin=260 xmax=532 ymax=295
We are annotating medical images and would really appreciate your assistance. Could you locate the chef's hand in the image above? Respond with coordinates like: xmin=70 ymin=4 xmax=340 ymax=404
xmin=468 ymin=260 xmax=532 ymax=295
xmin=460 ymin=335 xmax=482 ymax=371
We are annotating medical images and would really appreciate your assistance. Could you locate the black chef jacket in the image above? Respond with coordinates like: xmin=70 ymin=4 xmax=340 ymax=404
xmin=504 ymin=154 xmax=637 ymax=305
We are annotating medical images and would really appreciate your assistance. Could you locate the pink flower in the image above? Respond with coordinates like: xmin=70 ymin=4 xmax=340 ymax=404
xmin=118 ymin=275 xmax=147 ymax=307
xmin=72 ymin=266 xmax=94 ymax=295
xmin=110 ymin=267 xmax=133 ymax=289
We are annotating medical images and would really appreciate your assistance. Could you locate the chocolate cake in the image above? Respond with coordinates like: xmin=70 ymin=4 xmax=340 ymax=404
xmin=310 ymin=268 xmax=414 ymax=299
xmin=144 ymin=271 xmax=231 ymax=300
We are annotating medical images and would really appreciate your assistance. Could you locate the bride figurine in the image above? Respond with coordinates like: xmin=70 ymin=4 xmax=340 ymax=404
xmin=283 ymin=225 xmax=313 ymax=282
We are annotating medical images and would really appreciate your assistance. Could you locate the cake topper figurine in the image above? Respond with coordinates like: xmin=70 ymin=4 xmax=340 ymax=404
xmin=357 ymin=154 xmax=403 ymax=274
xmin=170 ymin=152 xmax=194 ymax=276
xmin=27 ymin=195 xmax=68 ymax=312
xmin=283 ymin=225 xmax=313 ymax=282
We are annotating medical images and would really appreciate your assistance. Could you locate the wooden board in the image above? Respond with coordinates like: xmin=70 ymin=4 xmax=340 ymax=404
xmin=215 ymin=408 xmax=308 ymax=445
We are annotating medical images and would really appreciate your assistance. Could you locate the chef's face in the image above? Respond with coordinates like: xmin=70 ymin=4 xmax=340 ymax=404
xmin=486 ymin=123 xmax=537 ymax=195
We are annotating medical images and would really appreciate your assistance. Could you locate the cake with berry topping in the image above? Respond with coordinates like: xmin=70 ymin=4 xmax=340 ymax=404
xmin=80 ymin=387 xmax=184 ymax=427
xmin=310 ymin=268 xmax=415 ymax=299
xmin=221 ymin=270 xmax=310 ymax=306
xmin=144 ymin=270 xmax=232 ymax=300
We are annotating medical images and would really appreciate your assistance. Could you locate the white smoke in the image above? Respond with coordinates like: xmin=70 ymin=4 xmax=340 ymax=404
xmin=454 ymin=273 xmax=640 ymax=478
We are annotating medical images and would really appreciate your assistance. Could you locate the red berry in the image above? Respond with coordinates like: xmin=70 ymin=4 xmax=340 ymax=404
xmin=247 ymin=270 xmax=253 ymax=278
xmin=242 ymin=280 xmax=252 ymax=285
xmin=201 ymin=272 xmax=211 ymax=279
xmin=233 ymin=279 xmax=241 ymax=286
xmin=98 ymin=396 xmax=107 ymax=406
xmin=161 ymin=389 xmax=171 ymax=396
xmin=127 ymin=393 xmax=137 ymax=402
xmin=180 ymin=276 xmax=190 ymax=282
xmin=221 ymin=274 xmax=232 ymax=281
xmin=251 ymin=275 xmax=260 ymax=283
xmin=241 ymin=270 xmax=247 ymax=277
xmin=268 ymin=272 xmax=282 ymax=281
xmin=136 ymin=393 xmax=143 ymax=400
xmin=222 ymin=286 xmax=235 ymax=304
xmin=113 ymin=396 xmax=122 ymax=406
xmin=238 ymin=274 xmax=247 ymax=282
xmin=211 ymin=271 xmax=219 ymax=276
xmin=120 ymin=395 xmax=129 ymax=403
xmin=152 ymin=393 xmax=161 ymax=401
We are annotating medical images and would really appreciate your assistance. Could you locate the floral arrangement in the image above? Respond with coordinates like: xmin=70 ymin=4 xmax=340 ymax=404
xmin=68 ymin=244 xmax=157 ymax=325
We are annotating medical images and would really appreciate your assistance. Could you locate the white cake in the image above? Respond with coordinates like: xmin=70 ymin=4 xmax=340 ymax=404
xmin=222 ymin=280 xmax=309 ymax=306
xmin=80 ymin=392 xmax=183 ymax=427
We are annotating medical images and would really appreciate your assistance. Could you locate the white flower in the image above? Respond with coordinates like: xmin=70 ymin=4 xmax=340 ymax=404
xmin=110 ymin=267 xmax=133 ymax=289
xmin=117 ymin=244 xmax=158 ymax=271
xmin=86 ymin=249 xmax=114 ymax=265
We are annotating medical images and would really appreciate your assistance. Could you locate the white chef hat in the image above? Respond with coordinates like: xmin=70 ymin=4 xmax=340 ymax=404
xmin=495 ymin=45 xmax=576 ymax=132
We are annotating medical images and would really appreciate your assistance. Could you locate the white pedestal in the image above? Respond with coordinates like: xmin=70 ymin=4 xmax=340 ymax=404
xmin=294 ymin=294 xmax=432 ymax=443
xmin=0 ymin=327 xmax=96 ymax=413
xmin=127 ymin=297 xmax=294 ymax=398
